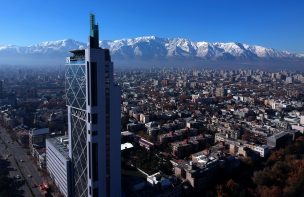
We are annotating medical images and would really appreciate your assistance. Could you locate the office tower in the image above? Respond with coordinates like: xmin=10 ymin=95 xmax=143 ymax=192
xmin=66 ymin=14 xmax=121 ymax=197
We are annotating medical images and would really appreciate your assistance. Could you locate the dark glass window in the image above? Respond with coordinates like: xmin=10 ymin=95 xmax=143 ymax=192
xmin=87 ymin=61 xmax=90 ymax=105
xmin=88 ymin=142 xmax=91 ymax=179
xmin=92 ymin=114 xmax=98 ymax=124
xmin=91 ymin=62 xmax=97 ymax=106
xmin=105 ymin=49 xmax=111 ymax=61
xmin=92 ymin=143 xmax=98 ymax=181
xmin=88 ymin=113 xmax=91 ymax=122
xmin=93 ymin=188 xmax=98 ymax=197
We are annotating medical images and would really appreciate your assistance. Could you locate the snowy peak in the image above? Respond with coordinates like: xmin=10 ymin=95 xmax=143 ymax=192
xmin=0 ymin=39 xmax=86 ymax=55
xmin=98 ymin=36 xmax=300 ymax=60
xmin=0 ymin=36 xmax=302 ymax=62
xmin=31 ymin=39 xmax=86 ymax=53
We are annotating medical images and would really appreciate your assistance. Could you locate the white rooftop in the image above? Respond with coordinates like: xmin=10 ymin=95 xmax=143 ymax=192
xmin=121 ymin=142 xmax=134 ymax=150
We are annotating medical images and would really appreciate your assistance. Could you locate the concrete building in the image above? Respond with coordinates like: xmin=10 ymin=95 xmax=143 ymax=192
xmin=29 ymin=128 xmax=49 ymax=153
xmin=300 ymin=115 xmax=304 ymax=125
xmin=139 ymin=113 xmax=150 ymax=123
xmin=46 ymin=136 xmax=72 ymax=197
xmin=174 ymin=156 xmax=220 ymax=190
xmin=66 ymin=14 xmax=121 ymax=197
xmin=267 ymin=131 xmax=293 ymax=148
xmin=215 ymin=87 xmax=227 ymax=97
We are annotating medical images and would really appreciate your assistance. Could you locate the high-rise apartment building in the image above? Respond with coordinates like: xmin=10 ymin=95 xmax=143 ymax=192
xmin=65 ymin=14 xmax=121 ymax=197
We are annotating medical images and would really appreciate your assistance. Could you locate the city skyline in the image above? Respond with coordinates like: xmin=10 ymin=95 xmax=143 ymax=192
xmin=0 ymin=0 xmax=304 ymax=53
xmin=0 ymin=1 xmax=304 ymax=197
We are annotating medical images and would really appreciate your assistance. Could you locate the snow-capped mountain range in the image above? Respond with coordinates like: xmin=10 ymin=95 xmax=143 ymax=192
xmin=101 ymin=36 xmax=302 ymax=59
xmin=0 ymin=36 xmax=303 ymax=66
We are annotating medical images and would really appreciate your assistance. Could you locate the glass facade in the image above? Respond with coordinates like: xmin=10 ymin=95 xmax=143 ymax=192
xmin=71 ymin=114 xmax=87 ymax=197
xmin=66 ymin=63 xmax=86 ymax=110
xmin=66 ymin=61 xmax=88 ymax=197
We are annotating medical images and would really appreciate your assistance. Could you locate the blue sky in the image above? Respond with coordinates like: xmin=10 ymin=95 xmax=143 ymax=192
xmin=0 ymin=0 xmax=303 ymax=53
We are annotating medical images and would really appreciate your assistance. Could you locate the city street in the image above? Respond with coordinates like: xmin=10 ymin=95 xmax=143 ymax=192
xmin=0 ymin=126 xmax=46 ymax=197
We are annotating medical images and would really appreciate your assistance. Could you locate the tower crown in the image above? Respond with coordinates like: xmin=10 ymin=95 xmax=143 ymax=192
xmin=89 ymin=14 xmax=100 ymax=49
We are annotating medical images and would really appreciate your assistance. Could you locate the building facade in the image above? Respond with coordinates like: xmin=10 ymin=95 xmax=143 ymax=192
xmin=29 ymin=127 xmax=49 ymax=154
xmin=46 ymin=136 xmax=72 ymax=197
xmin=66 ymin=14 xmax=121 ymax=197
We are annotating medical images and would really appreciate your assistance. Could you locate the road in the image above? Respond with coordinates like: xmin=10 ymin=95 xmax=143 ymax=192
xmin=0 ymin=126 xmax=47 ymax=197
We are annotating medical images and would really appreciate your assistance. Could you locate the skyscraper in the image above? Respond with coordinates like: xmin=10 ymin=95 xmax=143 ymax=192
xmin=66 ymin=14 xmax=121 ymax=197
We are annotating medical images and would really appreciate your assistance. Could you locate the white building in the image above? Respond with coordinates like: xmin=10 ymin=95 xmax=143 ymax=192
xmin=253 ymin=145 xmax=269 ymax=157
xmin=46 ymin=136 xmax=71 ymax=197
xmin=300 ymin=115 xmax=304 ymax=125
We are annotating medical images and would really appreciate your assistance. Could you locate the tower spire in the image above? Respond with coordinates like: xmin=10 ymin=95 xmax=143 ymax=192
xmin=89 ymin=13 xmax=100 ymax=49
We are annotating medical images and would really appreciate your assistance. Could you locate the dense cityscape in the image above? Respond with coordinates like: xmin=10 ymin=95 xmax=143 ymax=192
xmin=1 ymin=1 xmax=304 ymax=197
xmin=0 ymin=63 xmax=304 ymax=196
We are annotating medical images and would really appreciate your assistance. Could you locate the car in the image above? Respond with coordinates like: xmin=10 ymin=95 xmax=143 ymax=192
xmin=15 ymin=175 xmax=21 ymax=179
xmin=20 ymin=159 xmax=24 ymax=162
xmin=27 ymin=174 xmax=32 ymax=178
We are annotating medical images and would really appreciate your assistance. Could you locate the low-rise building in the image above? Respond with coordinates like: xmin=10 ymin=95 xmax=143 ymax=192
xmin=267 ymin=131 xmax=293 ymax=148
xmin=46 ymin=136 xmax=72 ymax=197
xmin=29 ymin=128 xmax=49 ymax=153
